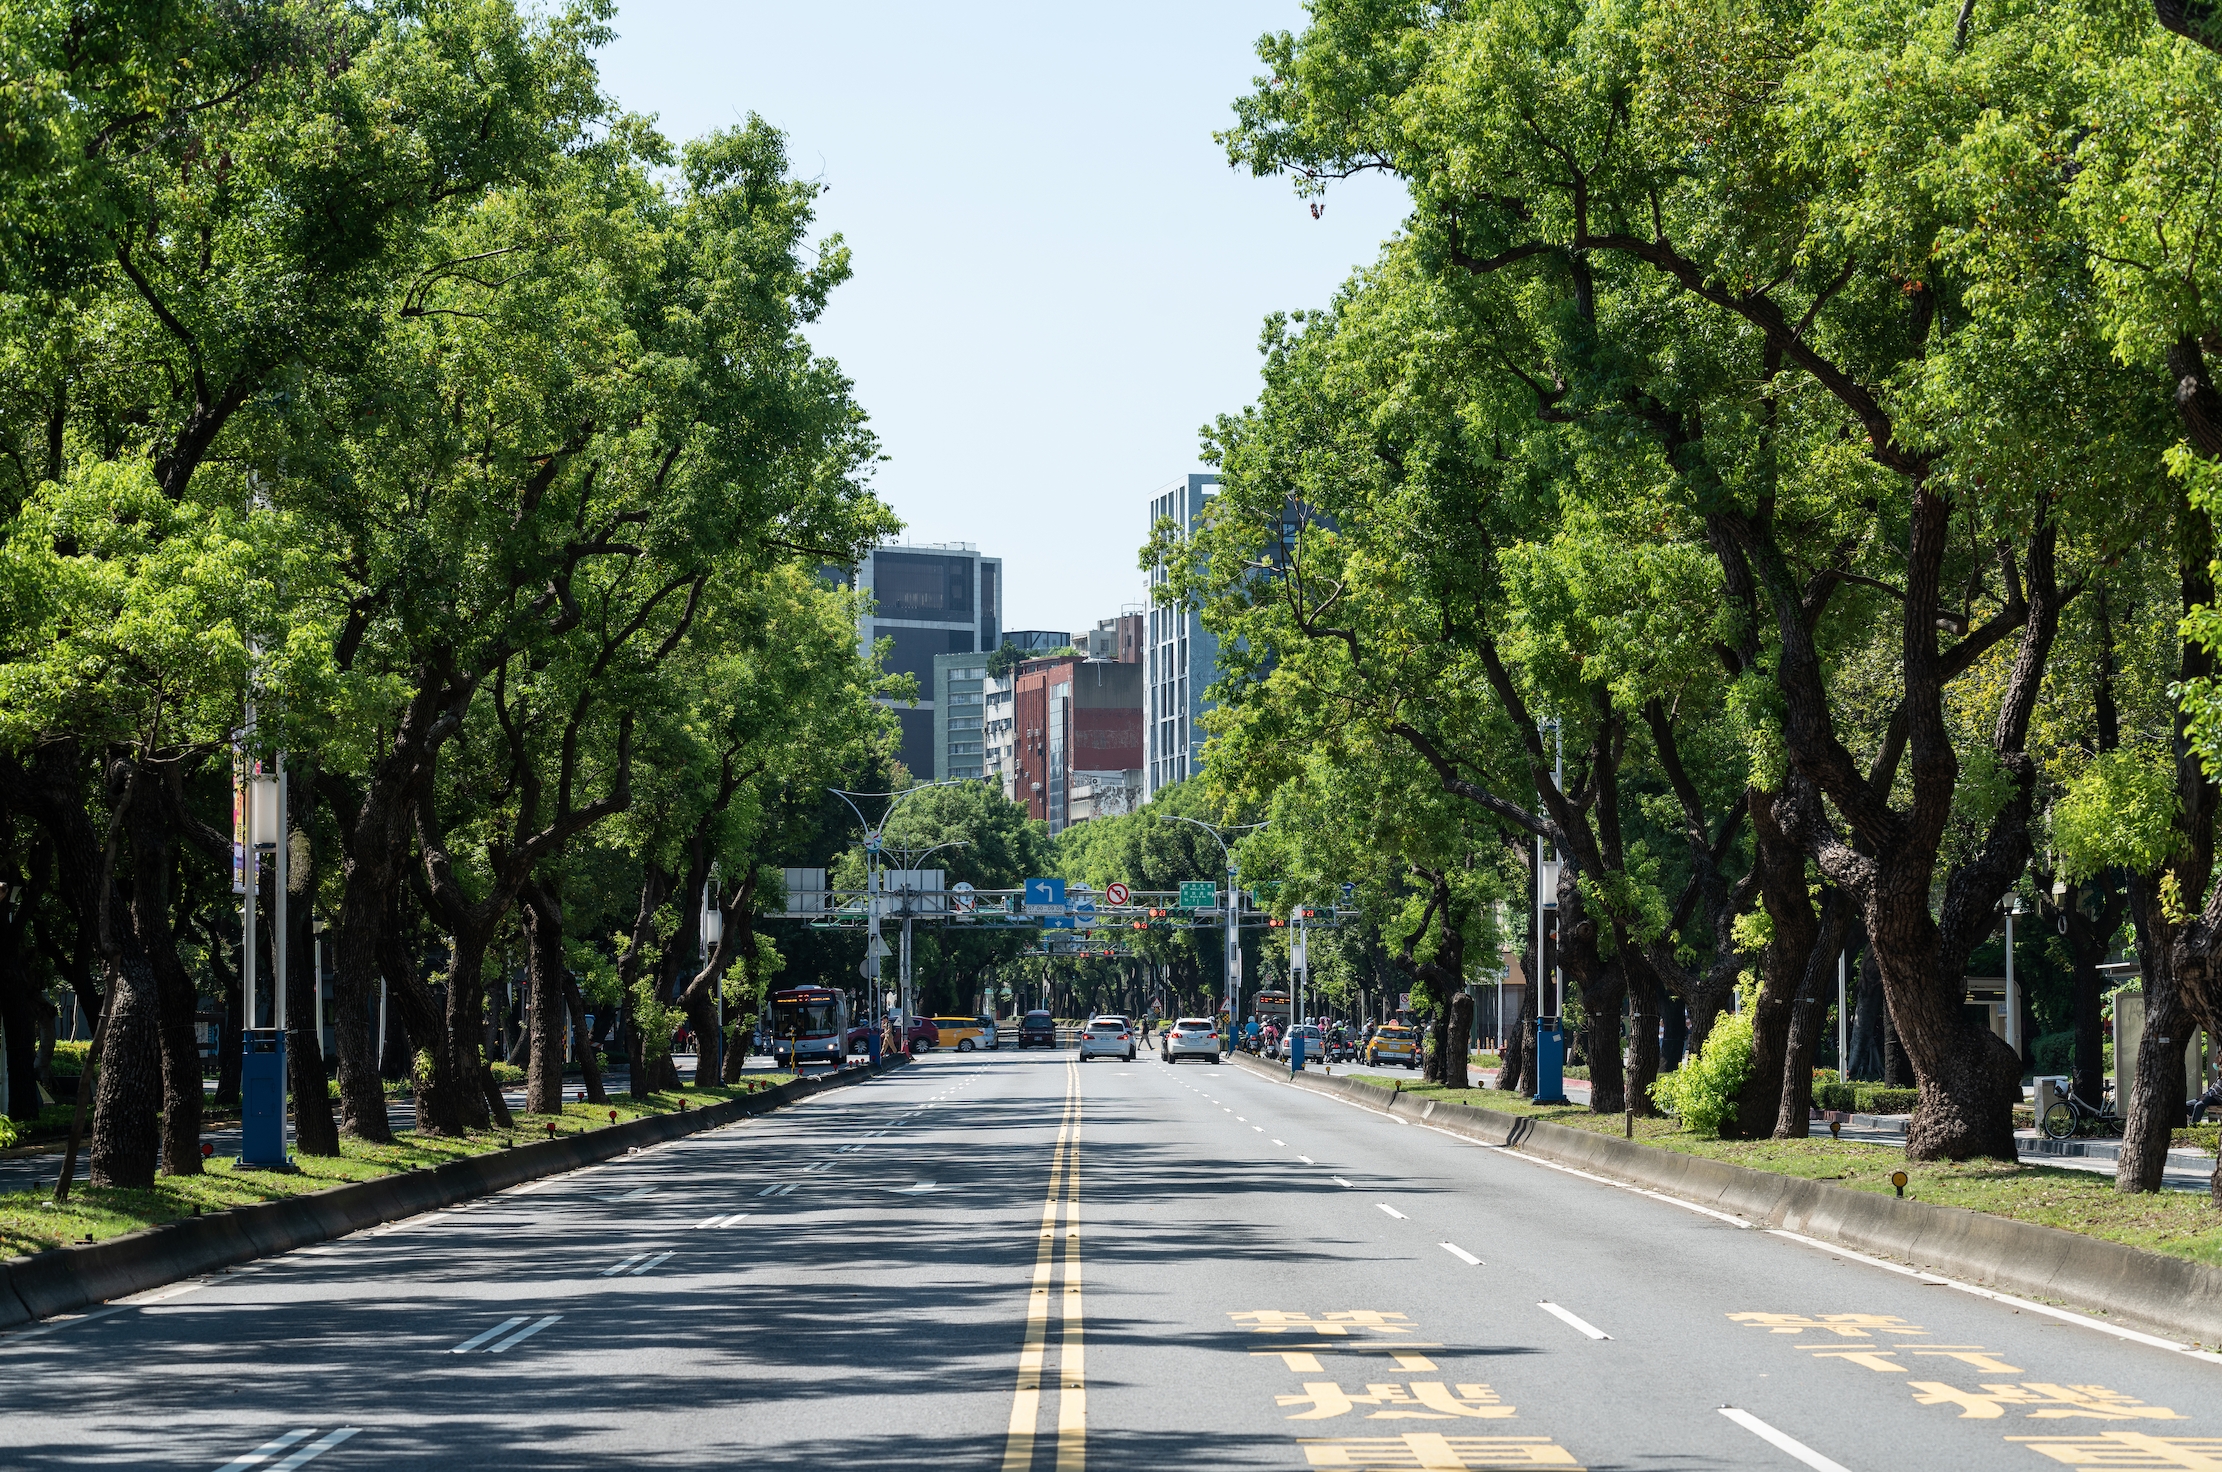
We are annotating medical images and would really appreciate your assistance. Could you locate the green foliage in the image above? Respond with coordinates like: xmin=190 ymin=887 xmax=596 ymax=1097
xmin=630 ymin=979 xmax=684 ymax=1065
xmin=2031 ymin=1031 xmax=2076 ymax=1075
xmin=1650 ymin=1011 xmax=1754 ymax=1138
xmin=1815 ymin=1081 xmax=1856 ymax=1113
xmin=2051 ymin=749 xmax=2180 ymax=880
xmin=1855 ymin=1086 xmax=1921 ymax=1117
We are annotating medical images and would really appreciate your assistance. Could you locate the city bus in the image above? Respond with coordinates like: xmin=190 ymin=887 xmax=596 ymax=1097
xmin=1255 ymin=990 xmax=1291 ymax=1023
xmin=769 ymin=986 xmax=850 ymax=1069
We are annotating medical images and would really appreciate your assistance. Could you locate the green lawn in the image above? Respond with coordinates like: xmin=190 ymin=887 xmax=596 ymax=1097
xmin=1327 ymin=1073 xmax=2222 ymax=1267
xmin=0 ymin=1079 xmax=787 ymax=1260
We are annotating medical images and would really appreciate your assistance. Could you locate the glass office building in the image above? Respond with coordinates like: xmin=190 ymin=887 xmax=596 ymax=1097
xmin=1145 ymin=475 xmax=1220 ymax=799
xmin=852 ymin=544 xmax=1001 ymax=780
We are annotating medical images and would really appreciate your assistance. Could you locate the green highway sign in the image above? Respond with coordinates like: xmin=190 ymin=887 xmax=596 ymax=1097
xmin=1180 ymin=881 xmax=1218 ymax=910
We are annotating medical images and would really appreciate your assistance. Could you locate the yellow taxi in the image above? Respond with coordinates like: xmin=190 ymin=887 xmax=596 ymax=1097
xmin=1365 ymin=1024 xmax=1419 ymax=1070
xmin=929 ymin=1016 xmax=999 ymax=1052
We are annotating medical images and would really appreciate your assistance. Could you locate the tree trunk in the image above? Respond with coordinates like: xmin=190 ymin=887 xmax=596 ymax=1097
xmin=284 ymin=889 xmax=339 ymax=1160
xmin=1775 ymin=907 xmax=1859 ymax=1138
xmin=2123 ymin=873 xmax=2194 ymax=1193
xmin=124 ymin=768 xmax=203 ymax=1177
xmin=439 ymin=935 xmax=494 ymax=1132
xmin=88 ymin=943 xmax=162 ymax=1188
xmin=1498 ymin=974 xmax=1532 ymax=1091
xmin=1444 ymin=991 xmax=1472 ymax=1089
xmin=1849 ymin=945 xmax=1885 ymax=1081
xmin=1624 ymin=955 xmax=1662 ymax=1115
xmin=1737 ymin=788 xmax=1819 ymax=1139
xmin=564 ymin=972 xmax=607 ymax=1105
xmin=1881 ymin=977 xmax=1911 ymax=1086
xmin=1558 ymin=879 xmax=1628 ymax=1113
xmin=521 ymin=879 xmax=568 ymax=1116
xmin=0 ymin=887 xmax=41 ymax=1122
xmin=320 ymin=673 xmax=469 ymax=1145
xmin=208 ymin=920 xmax=243 ymax=1107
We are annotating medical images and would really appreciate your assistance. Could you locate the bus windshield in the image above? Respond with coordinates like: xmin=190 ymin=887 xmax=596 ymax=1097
xmin=773 ymin=997 xmax=839 ymax=1037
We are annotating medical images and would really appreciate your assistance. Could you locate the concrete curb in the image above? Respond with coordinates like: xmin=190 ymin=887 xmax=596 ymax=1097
xmin=0 ymin=1058 xmax=906 ymax=1332
xmin=1228 ymin=1052 xmax=2222 ymax=1346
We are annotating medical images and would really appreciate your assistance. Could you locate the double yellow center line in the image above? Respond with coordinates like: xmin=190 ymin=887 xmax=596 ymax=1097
xmin=1003 ymin=1061 xmax=1085 ymax=1472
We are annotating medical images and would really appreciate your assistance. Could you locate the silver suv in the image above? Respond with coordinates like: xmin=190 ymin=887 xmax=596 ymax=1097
xmin=1163 ymin=1017 xmax=1221 ymax=1064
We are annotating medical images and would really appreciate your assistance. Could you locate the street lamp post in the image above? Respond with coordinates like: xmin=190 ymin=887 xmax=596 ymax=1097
xmin=2001 ymin=891 xmax=2027 ymax=1060
xmin=701 ymin=872 xmax=725 ymax=1086
xmin=883 ymin=837 xmax=967 ymax=1052
xmin=830 ymin=782 xmax=966 ymax=1057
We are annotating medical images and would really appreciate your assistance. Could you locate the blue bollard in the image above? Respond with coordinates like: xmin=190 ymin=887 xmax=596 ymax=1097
xmin=1289 ymin=1032 xmax=1306 ymax=1075
xmin=238 ymin=1029 xmax=289 ymax=1168
xmin=1531 ymin=1017 xmax=1569 ymax=1105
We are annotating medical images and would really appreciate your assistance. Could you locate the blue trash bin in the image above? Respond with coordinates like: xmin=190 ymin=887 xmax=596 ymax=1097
xmin=1531 ymin=1017 xmax=1569 ymax=1105
xmin=238 ymin=1030 xmax=288 ymax=1168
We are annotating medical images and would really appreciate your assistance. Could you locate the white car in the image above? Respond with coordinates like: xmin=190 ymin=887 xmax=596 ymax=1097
xmin=1162 ymin=1017 xmax=1221 ymax=1064
xmin=1079 ymin=1015 xmax=1136 ymax=1061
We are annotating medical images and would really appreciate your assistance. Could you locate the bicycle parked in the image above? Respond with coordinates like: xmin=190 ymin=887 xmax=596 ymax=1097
xmin=2040 ymin=1082 xmax=2122 ymax=1140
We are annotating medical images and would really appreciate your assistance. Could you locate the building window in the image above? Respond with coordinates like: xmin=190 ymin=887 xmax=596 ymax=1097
xmin=874 ymin=551 xmax=974 ymax=618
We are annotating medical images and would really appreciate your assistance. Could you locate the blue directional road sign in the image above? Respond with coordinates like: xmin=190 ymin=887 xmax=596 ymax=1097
xmin=1026 ymin=877 xmax=1073 ymax=928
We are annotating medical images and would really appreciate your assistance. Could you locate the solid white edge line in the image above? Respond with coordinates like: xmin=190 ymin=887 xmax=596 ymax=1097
xmin=1377 ymin=1203 xmax=1408 ymax=1220
xmin=449 ymin=1316 xmax=528 ymax=1354
xmin=1764 ymin=1227 xmax=2222 ymax=1362
xmin=213 ymin=1428 xmax=316 ymax=1471
xmin=1255 ymin=1062 xmax=2222 ymax=1362
xmin=1440 ymin=1242 xmax=1483 ymax=1266
xmin=1537 ymin=1301 xmax=1611 ymax=1340
xmin=269 ymin=1427 xmax=362 ymax=1472
xmin=1718 ymin=1407 xmax=1853 ymax=1472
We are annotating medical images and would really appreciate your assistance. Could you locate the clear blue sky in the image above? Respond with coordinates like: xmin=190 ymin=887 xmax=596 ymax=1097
xmin=593 ymin=2 xmax=1409 ymax=638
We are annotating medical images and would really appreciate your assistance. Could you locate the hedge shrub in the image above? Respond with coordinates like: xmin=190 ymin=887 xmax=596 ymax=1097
xmin=1855 ymin=1085 xmax=1920 ymax=1115
xmin=1650 ymin=1010 xmax=1753 ymax=1138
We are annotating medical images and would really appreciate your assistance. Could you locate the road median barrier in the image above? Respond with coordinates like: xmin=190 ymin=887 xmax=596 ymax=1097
xmin=0 ymin=1056 xmax=907 ymax=1333
xmin=1230 ymin=1051 xmax=2222 ymax=1346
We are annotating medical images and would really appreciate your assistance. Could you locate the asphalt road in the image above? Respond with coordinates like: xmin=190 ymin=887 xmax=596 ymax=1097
xmin=5 ymin=1047 xmax=2220 ymax=1471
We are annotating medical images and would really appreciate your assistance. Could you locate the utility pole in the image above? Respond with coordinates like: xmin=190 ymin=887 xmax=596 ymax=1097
xmin=829 ymin=783 xmax=965 ymax=1057
xmin=1158 ymin=814 xmax=1267 ymax=1055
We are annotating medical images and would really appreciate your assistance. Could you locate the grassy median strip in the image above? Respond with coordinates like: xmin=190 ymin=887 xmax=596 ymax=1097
xmin=0 ymin=1081 xmax=789 ymax=1260
xmin=1335 ymin=1071 xmax=2222 ymax=1268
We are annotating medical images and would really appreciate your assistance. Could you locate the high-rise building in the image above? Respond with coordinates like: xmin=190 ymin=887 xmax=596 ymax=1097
xmin=932 ymin=651 xmax=990 ymax=782
xmin=1145 ymin=474 xmax=1220 ymax=798
xmin=984 ymin=664 xmax=1018 ymax=799
xmin=847 ymin=543 xmax=1002 ymax=779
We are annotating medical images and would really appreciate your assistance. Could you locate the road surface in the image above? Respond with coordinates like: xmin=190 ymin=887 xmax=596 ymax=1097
xmin=4 ymin=1046 xmax=2217 ymax=1470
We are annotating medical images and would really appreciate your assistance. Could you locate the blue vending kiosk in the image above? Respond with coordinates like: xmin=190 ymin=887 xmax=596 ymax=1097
xmin=1531 ymin=1016 xmax=1569 ymax=1106
xmin=238 ymin=1029 xmax=289 ymax=1168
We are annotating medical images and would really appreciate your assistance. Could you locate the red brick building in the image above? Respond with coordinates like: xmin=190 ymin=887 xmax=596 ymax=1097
xmin=1011 ymin=656 xmax=1143 ymax=832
